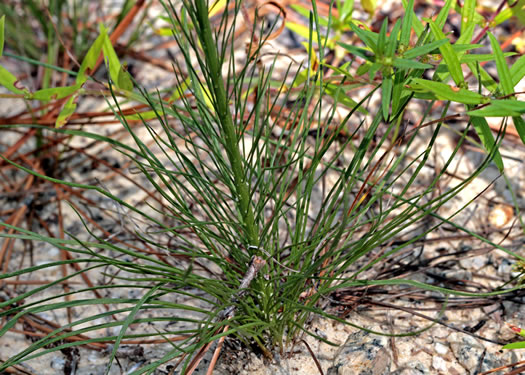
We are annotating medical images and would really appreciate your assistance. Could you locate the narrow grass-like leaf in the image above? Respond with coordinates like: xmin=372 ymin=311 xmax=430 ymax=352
xmin=382 ymin=75 xmax=392 ymax=120
xmin=106 ymin=285 xmax=163 ymax=374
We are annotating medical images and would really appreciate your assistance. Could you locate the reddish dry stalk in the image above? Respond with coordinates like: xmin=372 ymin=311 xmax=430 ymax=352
xmin=205 ymin=325 xmax=228 ymax=375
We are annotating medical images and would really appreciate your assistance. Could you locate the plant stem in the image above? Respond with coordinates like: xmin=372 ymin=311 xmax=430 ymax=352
xmin=193 ymin=0 xmax=259 ymax=248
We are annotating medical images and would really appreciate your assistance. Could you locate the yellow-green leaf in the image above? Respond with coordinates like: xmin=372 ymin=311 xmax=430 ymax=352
xmin=117 ymin=64 xmax=133 ymax=91
xmin=488 ymin=32 xmax=513 ymax=95
xmin=0 ymin=15 xmax=5 ymax=58
xmin=55 ymin=95 xmax=78 ymax=128
xmin=461 ymin=0 xmax=476 ymax=40
xmin=503 ymin=341 xmax=525 ymax=350
xmin=170 ymin=77 xmax=190 ymax=101
xmin=467 ymin=100 xmax=525 ymax=117
xmin=76 ymin=28 xmax=107 ymax=86
xmin=30 ymin=84 xmax=81 ymax=101
xmin=0 ymin=65 xmax=28 ymax=94
xmin=408 ymin=78 xmax=484 ymax=105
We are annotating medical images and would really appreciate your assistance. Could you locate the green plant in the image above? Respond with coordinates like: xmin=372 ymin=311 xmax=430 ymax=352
xmin=1 ymin=0 xmax=525 ymax=373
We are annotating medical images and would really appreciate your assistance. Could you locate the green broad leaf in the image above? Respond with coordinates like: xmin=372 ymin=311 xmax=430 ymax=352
xmin=101 ymin=25 xmax=121 ymax=87
xmin=494 ymin=8 xmax=513 ymax=26
xmin=386 ymin=20 xmax=401 ymax=58
xmin=325 ymin=84 xmax=368 ymax=114
xmin=402 ymin=39 xmax=448 ymax=59
xmin=117 ymin=64 xmax=133 ymax=91
xmin=377 ymin=19 xmax=388 ymax=56
xmin=350 ymin=22 xmax=378 ymax=52
xmin=435 ymin=0 xmax=452 ymax=29
xmin=382 ymin=76 xmax=392 ymax=120
xmin=356 ymin=61 xmax=372 ymax=76
xmin=340 ymin=0 xmax=355 ymax=21
xmin=368 ymin=62 xmax=382 ymax=80
xmin=55 ymin=94 xmax=78 ymax=128
xmin=513 ymin=116 xmax=525 ymax=145
xmin=470 ymin=116 xmax=504 ymax=172
xmin=392 ymin=58 xmax=432 ymax=70
xmin=391 ymin=71 xmax=407 ymax=115
xmin=30 ymin=84 xmax=81 ymax=101
xmin=451 ymin=44 xmax=484 ymax=53
xmin=503 ymin=341 xmax=525 ymax=350
xmin=76 ymin=27 xmax=107 ymax=86
xmin=400 ymin=0 xmax=414 ymax=46
xmin=428 ymin=20 xmax=465 ymax=86
xmin=0 ymin=15 xmax=5 ymax=58
xmin=408 ymin=78 xmax=484 ymax=105
xmin=456 ymin=23 xmax=475 ymax=45
xmin=468 ymin=100 xmax=525 ymax=117
xmin=460 ymin=52 xmax=516 ymax=64
xmin=467 ymin=106 xmax=521 ymax=117
xmin=510 ymin=54 xmax=525 ymax=87
xmin=337 ymin=42 xmax=373 ymax=61
xmin=488 ymin=32 xmax=513 ymax=95
xmin=0 ymin=65 xmax=28 ymax=94
xmin=510 ymin=0 xmax=525 ymax=26
xmin=401 ymin=0 xmax=424 ymax=36
xmin=493 ymin=1 xmax=525 ymax=27
xmin=461 ymin=0 xmax=476 ymax=40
